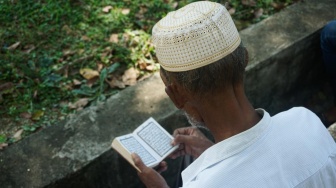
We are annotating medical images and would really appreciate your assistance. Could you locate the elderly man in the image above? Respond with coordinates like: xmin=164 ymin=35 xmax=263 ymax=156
xmin=131 ymin=1 xmax=336 ymax=187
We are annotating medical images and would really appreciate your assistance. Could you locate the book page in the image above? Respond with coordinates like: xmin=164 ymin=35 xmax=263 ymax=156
xmin=136 ymin=121 xmax=175 ymax=157
xmin=119 ymin=135 xmax=157 ymax=166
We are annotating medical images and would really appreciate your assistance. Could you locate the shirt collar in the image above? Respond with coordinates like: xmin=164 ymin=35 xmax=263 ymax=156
xmin=182 ymin=109 xmax=272 ymax=183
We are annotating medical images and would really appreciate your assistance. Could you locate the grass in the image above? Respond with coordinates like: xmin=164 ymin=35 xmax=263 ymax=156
xmin=0 ymin=0 xmax=297 ymax=146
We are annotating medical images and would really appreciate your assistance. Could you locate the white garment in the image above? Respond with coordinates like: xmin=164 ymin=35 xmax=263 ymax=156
xmin=181 ymin=107 xmax=336 ymax=188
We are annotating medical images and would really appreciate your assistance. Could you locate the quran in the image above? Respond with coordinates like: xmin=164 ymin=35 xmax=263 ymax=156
xmin=111 ymin=117 xmax=178 ymax=172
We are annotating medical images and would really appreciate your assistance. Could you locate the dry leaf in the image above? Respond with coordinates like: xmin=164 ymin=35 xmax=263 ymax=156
xmin=13 ymin=129 xmax=23 ymax=141
xmin=241 ymin=0 xmax=256 ymax=6
xmin=103 ymin=5 xmax=112 ymax=13
xmin=122 ymin=67 xmax=138 ymax=86
xmin=172 ymin=2 xmax=178 ymax=9
xmin=139 ymin=62 xmax=147 ymax=70
xmin=0 ymin=143 xmax=8 ymax=150
xmin=86 ymin=77 xmax=99 ymax=87
xmin=0 ymin=82 xmax=14 ymax=94
xmin=97 ymin=63 xmax=104 ymax=72
xmin=80 ymin=68 xmax=100 ymax=80
xmin=68 ymin=98 xmax=89 ymax=109
xmin=78 ymin=49 xmax=85 ymax=54
xmin=20 ymin=112 xmax=32 ymax=119
xmin=32 ymin=110 xmax=44 ymax=121
xmin=106 ymin=77 xmax=125 ymax=89
xmin=33 ymin=90 xmax=38 ymax=98
xmin=100 ymin=52 xmax=109 ymax=62
xmin=121 ymin=8 xmax=130 ymax=15
xmin=7 ymin=42 xmax=20 ymax=51
xmin=62 ymin=49 xmax=76 ymax=57
xmin=73 ymin=79 xmax=82 ymax=86
xmin=145 ymin=64 xmax=155 ymax=71
xmin=62 ymin=25 xmax=72 ymax=34
xmin=228 ymin=8 xmax=236 ymax=15
xmin=271 ymin=2 xmax=285 ymax=10
xmin=136 ymin=6 xmax=148 ymax=19
xmin=254 ymin=8 xmax=263 ymax=19
xmin=81 ymin=35 xmax=91 ymax=41
xmin=122 ymin=32 xmax=131 ymax=43
xmin=109 ymin=34 xmax=119 ymax=43
xmin=23 ymin=44 xmax=35 ymax=54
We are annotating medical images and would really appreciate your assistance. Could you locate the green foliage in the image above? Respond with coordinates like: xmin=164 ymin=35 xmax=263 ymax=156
xmin=0 ymin=0 xmax=295 ymax=145
xmin=0 ymin=134 xmax=6 ymax=143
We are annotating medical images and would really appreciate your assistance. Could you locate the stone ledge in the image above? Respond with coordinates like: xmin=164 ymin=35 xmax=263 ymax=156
xmin=1 ymin=0 xmax=336 ymax=187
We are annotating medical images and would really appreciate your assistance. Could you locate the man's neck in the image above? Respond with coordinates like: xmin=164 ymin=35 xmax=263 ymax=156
xmin=195 ymin=85 xmax=261 ymax=143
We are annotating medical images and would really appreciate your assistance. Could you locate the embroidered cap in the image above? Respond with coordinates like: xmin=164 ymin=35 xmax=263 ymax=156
xmin=152 ymin=1 xmax=241 ymax=72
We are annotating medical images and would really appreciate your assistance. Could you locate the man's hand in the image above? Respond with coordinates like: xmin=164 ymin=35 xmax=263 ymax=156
xmin=132 ymin=153 xmax=169 ymax=188
xmin=170 ymin=127 xmax=214 ymax=159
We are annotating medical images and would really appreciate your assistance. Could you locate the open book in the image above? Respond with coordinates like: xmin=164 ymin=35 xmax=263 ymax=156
xmin=111 ymin=117 xmax=179 ymax=172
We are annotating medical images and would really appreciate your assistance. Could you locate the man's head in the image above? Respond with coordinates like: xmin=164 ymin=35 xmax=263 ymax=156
xmin=152 ymin=1 xmax=248 ymax=126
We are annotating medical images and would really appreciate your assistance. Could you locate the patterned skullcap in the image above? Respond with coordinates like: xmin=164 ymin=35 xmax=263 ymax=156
xmin=152 ymin=1 xmax=241 ymax=72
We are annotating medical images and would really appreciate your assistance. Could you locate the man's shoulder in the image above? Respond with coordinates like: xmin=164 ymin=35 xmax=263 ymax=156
xmin=272 ymin=107 xmax=320 ymax=125
xmin=274 ymin=106 xmax=315 ymax=117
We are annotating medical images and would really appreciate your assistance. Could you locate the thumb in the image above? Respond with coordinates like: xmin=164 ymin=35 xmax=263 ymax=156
xmin=131 ymin=153 xmax=147 ymax=172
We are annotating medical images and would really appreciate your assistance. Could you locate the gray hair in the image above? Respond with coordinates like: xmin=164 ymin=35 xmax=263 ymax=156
xmin=160 ymin=43 xmax=247 ymax=97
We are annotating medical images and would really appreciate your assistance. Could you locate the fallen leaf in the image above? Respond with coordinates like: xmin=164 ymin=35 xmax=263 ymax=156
xmin=121 ymin=8 xmax=130 ymax=15
xmin=135 ymin=6 xmax=148 ymax=19
xmin=73 ymin=79 xmax=82 ymax=86
xmin=122 ymin=67 xmax=138 ymax=86
xmin=32 ymin=110 xmax=44 ymax=121
xmin=62 ymin=49 xmax=76 ymax=57
xmin=254 ymin=8 xmax=263 ymax=19
xmin=13 ymin=129 xmax=23 ymax=141
xmin=228 ymin=8 xmax=235 ymax=15
xmin=33 ymin=90 xmax=38 ymax=98
xmin=271 ymin=2 xmax=285 ymax=10
xmin=0 ymin=82 xmax=14 ymax=94
xmin=100 ymin=51 xmax=110 ymax=62
xmin=106 ymin=77 xmax=125 ymax=89
xmin=81 ymin=35 xmax=91 ymax=41
xmin=86 ymin=77 xmax=99 ymax=87
xmin=139 ymin=62 xmax=147 ymax=70
xmin=103 ymin=5 xmax=112 ymax=13
xmin=109 ymin=34 xmax=119 ymax=43
xmin=241 ymin=0 xmax=256 ymax=6
xmin=20 ymin=112 xmax=32 ymax=119
xmin=0 ymin=143 xmax=8 ymax=150
xmin=68 ymin=98 xmax=89 ymax=109
xmin=62 ymin=25 xmax=72 ymax=34
xmin=80 ymin=68 xmax=100 ymax=80
xmin=7 ymin=42 xmax=20 ymax=51
xmin=23 ymin=44 xmax=35 ymax=54
xmin=97 ymin=63 xmax=104 ymax=72
xmin=145 ymin=64 xmax=155 ymax=71
xmin=78 ymin=49 xmax=85 ymax=54
xmin=172 ymin=2 xmax=178 ymax=9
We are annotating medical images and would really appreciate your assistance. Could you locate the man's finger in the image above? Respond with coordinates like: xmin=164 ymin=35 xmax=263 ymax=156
xmin=173 ymin=134 xmax=194 ymax=145
xmin=169 ymin=149 xmax=186 ymax=159
xmin=173 ymin=127 xmax=190 ymax=137
xmin=131 ymin=153 xmax=147 ymax=172
xmin=155 ymin=161 xmax=168 ymax=173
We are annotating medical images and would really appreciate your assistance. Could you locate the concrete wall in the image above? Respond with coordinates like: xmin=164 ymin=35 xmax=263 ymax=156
xmin=242 ymin=0 xmax=336 ymax=114
xmin=0 ymin=0 xmax=335 ymax=187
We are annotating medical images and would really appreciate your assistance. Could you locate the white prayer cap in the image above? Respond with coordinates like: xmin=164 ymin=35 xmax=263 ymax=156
xmin=152 ymin=1 xmax=241 ymax=72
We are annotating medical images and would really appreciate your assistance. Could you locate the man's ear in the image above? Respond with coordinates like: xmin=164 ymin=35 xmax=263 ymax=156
xmin=165 ymin=84 xmax=187 ymax=109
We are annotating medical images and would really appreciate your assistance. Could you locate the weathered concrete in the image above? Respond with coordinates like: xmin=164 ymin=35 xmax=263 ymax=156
xmin=242 ymin=0 xmax=336 ymax=114
xmin=0 ymin=73 xmax=184 ymax=188
xmin=1 ymin=0 xmax=336 ymax=187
